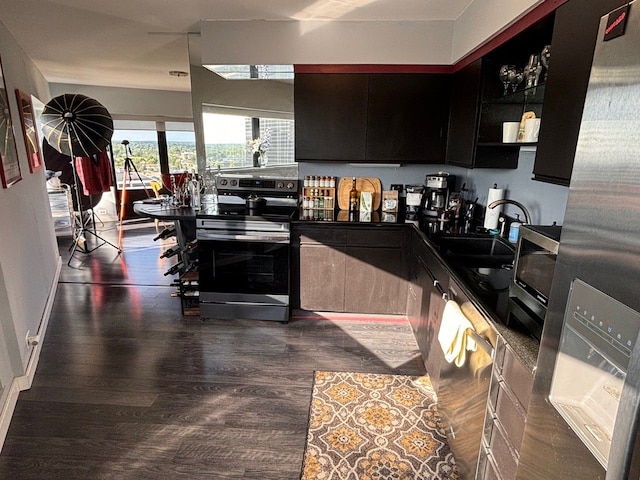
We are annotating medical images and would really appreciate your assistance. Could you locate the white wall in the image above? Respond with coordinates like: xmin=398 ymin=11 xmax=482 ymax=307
xmin=201 ymin=20 xmax=453 ymax=65
xmin=49 ymin=83 xmax=193 ymax=121
xmin=200 ymin=3 xmax=547 ymax=66
xmin=0 ymin=20 xmax=57 ymax=417
xmin=452 ymin=0 xmax=544 ymax=62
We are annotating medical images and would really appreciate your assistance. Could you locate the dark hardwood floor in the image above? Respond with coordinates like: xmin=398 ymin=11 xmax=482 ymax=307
xmin=0 ymin=219 xmax=425 ymax=479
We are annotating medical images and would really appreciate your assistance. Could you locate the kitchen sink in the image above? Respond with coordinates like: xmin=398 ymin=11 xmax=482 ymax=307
xmin=434 ymin=234 xmax=515 ymax=269
xmin=433 ymin=234 xmax=515 ymax=308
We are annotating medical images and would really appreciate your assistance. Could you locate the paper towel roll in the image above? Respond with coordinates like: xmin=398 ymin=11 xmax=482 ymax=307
xmin=484 ymin=187 xmax=504 ymax=230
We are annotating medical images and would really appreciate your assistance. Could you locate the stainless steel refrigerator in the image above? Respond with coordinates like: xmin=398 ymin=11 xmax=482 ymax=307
xmin=518 ymin=2 xmax=640 ymax=479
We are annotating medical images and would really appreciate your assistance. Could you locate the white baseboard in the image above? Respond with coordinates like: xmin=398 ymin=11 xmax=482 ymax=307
xmin=0 ymin=255 xmax=61 ymax=453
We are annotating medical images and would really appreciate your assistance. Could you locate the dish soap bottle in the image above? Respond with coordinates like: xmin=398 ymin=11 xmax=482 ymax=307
xmin=508 ymin=214 xmax=522 ymax=244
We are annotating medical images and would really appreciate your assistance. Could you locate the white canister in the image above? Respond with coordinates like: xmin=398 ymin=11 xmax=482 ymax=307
xmin=502 ymin=122 xmax=520 ymax=143
xmin=524 ymin=117 xmax=542 ymax=142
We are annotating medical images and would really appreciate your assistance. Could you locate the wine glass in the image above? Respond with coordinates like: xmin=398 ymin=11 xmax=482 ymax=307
xmin=508 ymin=68 xmax=523 ymax=93
xmin=525 ymin=54 xmax=542 ymax=94
xmin=541 ymin=45 xmax=551 ymax=81
xmin=499 ymin=65 xmax=516 ymax=96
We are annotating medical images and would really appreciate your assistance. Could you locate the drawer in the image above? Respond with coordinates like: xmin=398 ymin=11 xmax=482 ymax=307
xmin=489 ymin=419 xmax=518 ymax=480
xmin=483 ymin=404 xmax=496 ymax=445
xmin=501 ymin=347 xmax=534 ymax=413
xmin=495 ymin=380 xmax=527 ymax=454
xmin=346 ymin=227 xmax=406 ymax=247
xmin=483 ymin=454 xmax=503 ymax=480
xmin=478 ymin=443 xmax=503 ymax=480
xmin=494 ymin=336 xmax=507 ymax=371
xmin=294 ymin=227 xmax=347 ymax=245
xmin=488 ymin=370 xmax=501 ymax=408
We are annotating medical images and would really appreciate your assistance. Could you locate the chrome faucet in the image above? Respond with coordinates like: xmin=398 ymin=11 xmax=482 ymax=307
xmin=488 ymin=198 xmax=531 ymax=225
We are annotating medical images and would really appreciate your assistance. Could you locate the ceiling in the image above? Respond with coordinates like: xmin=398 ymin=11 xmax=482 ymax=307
xmin=0 ymin=0 xmax=485 ymax=92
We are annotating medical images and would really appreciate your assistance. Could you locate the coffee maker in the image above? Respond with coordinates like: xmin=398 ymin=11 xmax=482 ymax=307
xmin=404 ymin=185 xmax=424 ymax=225
xmin=420 ymin=172 xmax=456 ymax=231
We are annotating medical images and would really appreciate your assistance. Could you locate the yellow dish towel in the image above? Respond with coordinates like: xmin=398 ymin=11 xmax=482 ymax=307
xmin=438 ymin=300 xmax=477 ymax=367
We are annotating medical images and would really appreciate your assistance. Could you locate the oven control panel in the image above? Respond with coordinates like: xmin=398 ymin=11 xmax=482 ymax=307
xmin=216 ymin=176 xmax=299 ymax=196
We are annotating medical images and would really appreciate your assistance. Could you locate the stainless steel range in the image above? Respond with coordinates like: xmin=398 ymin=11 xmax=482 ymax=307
xmin=196 ymin=175 xmax=299 ymax=322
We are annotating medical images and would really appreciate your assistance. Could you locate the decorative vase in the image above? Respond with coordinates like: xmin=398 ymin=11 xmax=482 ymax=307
xmin=258 ymin=152 xmax=268 ymax=167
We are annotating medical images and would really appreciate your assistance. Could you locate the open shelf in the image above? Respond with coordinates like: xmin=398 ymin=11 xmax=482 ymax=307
xmin=485 ymin=83 xmax=546 ymax=105
xmin=477 ymin=142 xmax=537 ymax=147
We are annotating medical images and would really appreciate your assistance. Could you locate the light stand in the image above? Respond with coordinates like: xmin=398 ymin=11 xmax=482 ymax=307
xmin=66 ymin=121 xmax=121 ymax=266
xmin=117 ymin=140 xmax=151 ymax=249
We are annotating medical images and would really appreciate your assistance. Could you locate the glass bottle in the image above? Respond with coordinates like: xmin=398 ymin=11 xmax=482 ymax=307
xmin=349 ymin=177 xmax=359 ymax=213
xmin=190 ymin=175 xmax=201 ymax=210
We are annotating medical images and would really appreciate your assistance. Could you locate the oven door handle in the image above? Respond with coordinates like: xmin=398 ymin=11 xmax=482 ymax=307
xmin=197 ymin=231 xmax=290 ymax=243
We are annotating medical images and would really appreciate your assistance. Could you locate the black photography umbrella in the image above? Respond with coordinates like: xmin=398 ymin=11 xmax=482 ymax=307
xmin=41 ymin=94 xmax=119 ymax=263
xmin=41 ymin=93 xmax=113 ymax=157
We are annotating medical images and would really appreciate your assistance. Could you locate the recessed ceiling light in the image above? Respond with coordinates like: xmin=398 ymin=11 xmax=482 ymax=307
xmin=169 ymin=70 xmax=189 ymax=77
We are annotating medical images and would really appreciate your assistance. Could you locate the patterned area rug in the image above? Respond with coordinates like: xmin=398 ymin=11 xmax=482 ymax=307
xmin=301 ymin=371 xmax=459 ymax=480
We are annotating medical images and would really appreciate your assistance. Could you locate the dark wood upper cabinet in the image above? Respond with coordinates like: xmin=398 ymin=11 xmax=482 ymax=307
xmin=295 ymin=73 xmax=449 ymax=164
xmin=365 ymin=74 xmax=449 ymax=163
xmin=294 ymin=73 xmax=369 ymax=161
xmin=533 ymin=0 xmax=628 ymax=186
xmin=446 ymin=59 xmax=482 ymax=168
xmin=447 ymin=16 xmax=554 ymax=169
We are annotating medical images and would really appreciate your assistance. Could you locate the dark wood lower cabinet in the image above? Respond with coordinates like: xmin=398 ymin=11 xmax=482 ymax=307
xmin=292 ymin=223 xmax=407 ymax=314
xmin=344 ymin=246 xmax=406 ymax=314
xmin=297 ymin=244 xmax=346 ymax=312
xmin=405 ymin=228 xmax=449 ymax=387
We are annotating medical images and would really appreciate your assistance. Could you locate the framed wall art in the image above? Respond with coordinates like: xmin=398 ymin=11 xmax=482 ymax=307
xmin=16 ymin=89 xmax=42 ymax=173
xmin=0 ymin=56 xmax=20 ymax=188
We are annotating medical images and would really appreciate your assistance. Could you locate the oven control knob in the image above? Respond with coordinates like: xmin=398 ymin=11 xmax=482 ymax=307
xmin=286 ymin=182 xmax=295 ymax=190
xmin=219 ymin=178 xmax=228 ymax=186
xmin=276 ymin=181 xmax=284 ymax=189
xmin=230 ymin=179 xmax=238 ymax=186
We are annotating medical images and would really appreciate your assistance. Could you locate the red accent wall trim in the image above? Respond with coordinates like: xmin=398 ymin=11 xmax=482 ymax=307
xmin=294 ymin=64 xmax=454 ymax=74
xmin=294 ymin=0 xmax=569 ymax=75
xmin=453 ymin=0 xmax=568 ymax=72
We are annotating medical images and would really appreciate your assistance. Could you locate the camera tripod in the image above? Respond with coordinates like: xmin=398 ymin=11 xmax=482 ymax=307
xmin=117 ymin=140 xmax=151 ymax=249
xmin=67 ymin=153 xmax=122 ymax=265
xmin=66 ymin=132 xmax=121 ymax=266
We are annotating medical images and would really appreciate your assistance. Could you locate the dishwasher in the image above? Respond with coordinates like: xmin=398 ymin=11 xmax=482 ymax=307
xmin=436 ymin=277 xmax=497 ymax=479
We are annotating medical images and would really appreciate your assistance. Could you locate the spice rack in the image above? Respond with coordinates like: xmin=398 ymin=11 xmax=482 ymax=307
xmin=302 ymin=187 xmax=335 ymax=211
xmin=302 ymin=176 xmax=337 ymax=221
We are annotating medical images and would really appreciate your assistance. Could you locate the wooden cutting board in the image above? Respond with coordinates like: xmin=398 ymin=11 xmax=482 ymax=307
xmin=337 ymin=177 xmax=382 ymax=210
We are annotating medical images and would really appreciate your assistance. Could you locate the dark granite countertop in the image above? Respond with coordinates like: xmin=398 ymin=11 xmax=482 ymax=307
xmin=415 ymin=225 xmax=540 ymax=373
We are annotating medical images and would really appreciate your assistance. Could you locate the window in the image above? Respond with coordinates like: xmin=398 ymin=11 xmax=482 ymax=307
xmin=111 ymin=125 xmax=159 ymax=189
xmin=258 ymin=118 xmax=295 ymax=166
xmin=166 ymin=124 xmax=196 ymax=173
xmin=203 ymin=114 xmax=247 ymax=169
xmin=202 ymin=106 xmax=294 ymax=170
xmin=112 ymin=120 xmax=196 ymax=189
